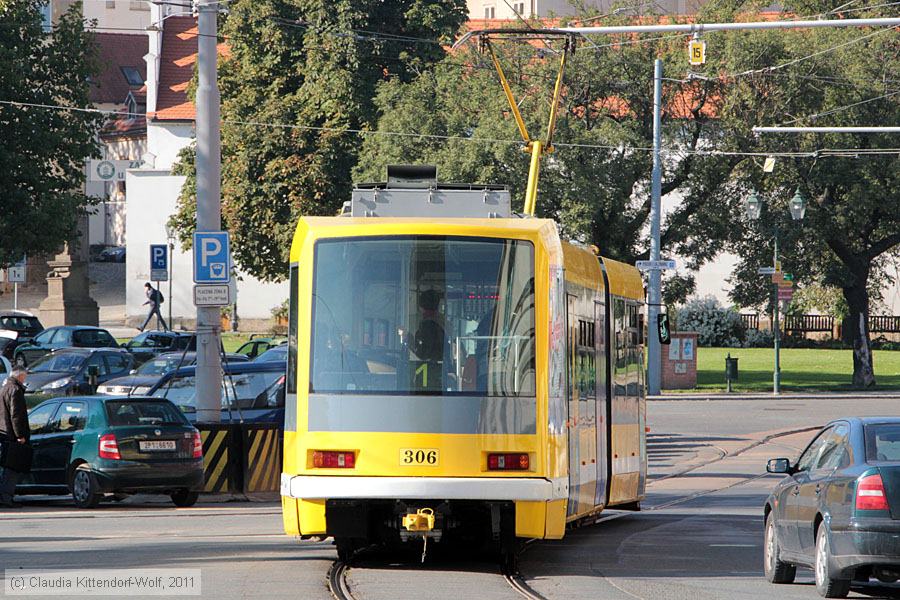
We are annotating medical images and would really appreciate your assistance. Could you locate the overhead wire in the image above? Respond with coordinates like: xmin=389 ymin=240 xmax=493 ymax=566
xmin=778 ymin=89 xmax=900 ymax=125
xmin=2 ymin=98 xmax=899 ymax=158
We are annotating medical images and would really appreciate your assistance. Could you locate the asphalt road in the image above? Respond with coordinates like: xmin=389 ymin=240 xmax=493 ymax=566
xmin=2 ymin=396 xmax=899 ymax=599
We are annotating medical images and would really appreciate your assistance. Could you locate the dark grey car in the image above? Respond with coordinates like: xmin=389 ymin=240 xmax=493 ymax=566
xmin=764 ymin=418 xmax=900 ymax=598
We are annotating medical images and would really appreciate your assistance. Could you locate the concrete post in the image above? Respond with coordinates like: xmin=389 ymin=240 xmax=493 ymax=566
xmin=194 ymin=0 xmax=222 ymax=423
xmin=647 ymin=58 xmax=663 ymax=396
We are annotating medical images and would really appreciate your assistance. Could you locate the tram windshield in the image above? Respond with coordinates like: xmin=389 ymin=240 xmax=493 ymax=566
xmin=310 ymin=236 xmax=535 ymax=396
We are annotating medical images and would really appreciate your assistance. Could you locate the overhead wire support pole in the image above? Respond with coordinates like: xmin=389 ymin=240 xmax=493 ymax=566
xmin=647 ymin=58 xmax=663 ymax=397
xmin=195 ymin=0 xmax=223 ymax=424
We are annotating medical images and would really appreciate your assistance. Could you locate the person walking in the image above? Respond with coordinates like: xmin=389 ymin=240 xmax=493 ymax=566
xmin=139 ymin=282 xmax=168 ymax=332
xmin=0 ymin=368 xmax=29 ymax=508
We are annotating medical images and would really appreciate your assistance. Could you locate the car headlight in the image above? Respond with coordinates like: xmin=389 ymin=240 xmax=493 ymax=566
xmin=132 ymin=386 xmax=152 ymax=395
xmin=43 ymin=377 xmax=73 ymax=390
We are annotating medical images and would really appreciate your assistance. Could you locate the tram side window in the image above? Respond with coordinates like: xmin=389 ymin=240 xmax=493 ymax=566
xmin=287 ymin=264 xmax=298 ymax=397
xmin=626 ymin=302 xmax=641 ymax=397
xmin=576 ymin=318 xmax=596 ymax=400
xmin=613 ymin=299 xmax=627 ymax=397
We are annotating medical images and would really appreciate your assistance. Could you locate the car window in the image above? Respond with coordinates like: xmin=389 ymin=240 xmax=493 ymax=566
xmin=48 ymin=401 xmax=87 ymax=433
xmin=33 ymin=329 xmax=56 ymax=344
xmin=28 ymin=403 xmax=57 ymax=434
xmin=126 ymin=332 xmax=150 ymax=348
xmin=152 ymin=370 xmax=284 ymax=412
xmin=104 ymin=353 xmax=130 ymax=375
xmin=54 ymin=329 xmax=73 ymax=345
xmin=73 ymin=329 xmax=116 ymax=347
xmin=796 ymin=427 xmax=834 ymax=472
xmin=816 ymin=423 xmax=850 ymax=471
xmin=30 ymin=352 xmax=85 ymax=373
xmin=85 ymin=353 xmax=109 ymax=376
xmin=106 ymin=401 xmax=188 ymax=426
xmin=865 ymin=423 xmax=900 ymax=462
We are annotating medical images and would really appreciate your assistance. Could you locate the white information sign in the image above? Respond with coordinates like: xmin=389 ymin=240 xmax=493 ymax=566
xmin=636 ymin=259 xmax=676 ymax=271
xmin=757 ymin=267 xmax=776 ymax=275
xmin=194 ymin=284 xmax=231 ymax=307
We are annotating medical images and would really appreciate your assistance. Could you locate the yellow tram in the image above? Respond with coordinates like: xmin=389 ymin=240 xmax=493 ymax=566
xmin=280 ymin=166 xmax=647 ymax=558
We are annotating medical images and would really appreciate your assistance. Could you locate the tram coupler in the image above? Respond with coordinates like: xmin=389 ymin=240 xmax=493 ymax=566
xmin=402 ymin=507 xmax=435 ymax=533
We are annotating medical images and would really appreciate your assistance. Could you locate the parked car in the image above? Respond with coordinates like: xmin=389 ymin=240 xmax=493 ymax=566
xmin=96 ymin=246 xmax=126 ymax=263
xmin=148 ymin=361 xmax=285 ymax=424
xmin=764 ymin=417 xmax=900 ymax=598
xmin=13 ymin=326 xmax=119 ymax=368
xmin=97 ymin=351 xmax=249 ymax=396
xmin=19 ymin=396 xmax=203 ymax=508
xmin=252 ymin=342 xmax=287 ymax=363
xmin=124 ymin=331 xmax=196 ymax=366
xmin=0 ymin=310 xmax=44 ymax=360
xmin=0 ymin=355 xmax=11 ymax=379
xmin=235 ymin=336 xmax=286 ymax=360
xmin=24 ymin=348 xmax=134 ymax=401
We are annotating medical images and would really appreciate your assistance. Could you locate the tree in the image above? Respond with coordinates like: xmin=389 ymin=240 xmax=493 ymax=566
xmin=0 ymin=0 xmax=102 ymax=265
xmin=168 ymin=0 xmax=468 ymax=282
xmin=706 ymin=2 xmax=900 ymax=387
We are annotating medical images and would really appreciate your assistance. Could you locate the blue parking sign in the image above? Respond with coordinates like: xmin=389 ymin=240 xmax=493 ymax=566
xmin=193 ymin=231 xmax=231 ymax=283
xmin=150 ymin=244 xmax=168 ymax=281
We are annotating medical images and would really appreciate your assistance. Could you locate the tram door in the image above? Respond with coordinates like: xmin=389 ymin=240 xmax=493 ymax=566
xmin=594 ymin=299 xmax=609 ymax=508
xmin=566 ymin=294 xmax=578 ymax=516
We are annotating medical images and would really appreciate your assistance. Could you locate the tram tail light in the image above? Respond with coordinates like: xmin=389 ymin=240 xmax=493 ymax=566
xmin=313 ymin=451 xmax=355 ymax=469
xmin=99 ymin=433 xmax=121 ymax=460
xmin=487 ymin=453 xmax=529 ymax=471
xmin=856 ymin=473 xmax=889 ymax=511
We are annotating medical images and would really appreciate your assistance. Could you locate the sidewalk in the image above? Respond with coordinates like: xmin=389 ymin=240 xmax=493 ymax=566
xmin=650 ymin=390 xmax=900 ymax=401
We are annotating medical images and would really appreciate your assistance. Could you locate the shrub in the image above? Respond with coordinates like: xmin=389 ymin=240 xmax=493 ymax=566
xmin=676 ymin=296 xmax=746 ymax=347
xmin=743 ymin=328 xmax=774 ymax=348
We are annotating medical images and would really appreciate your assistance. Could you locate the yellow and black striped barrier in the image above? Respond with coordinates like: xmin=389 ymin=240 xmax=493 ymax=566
xmin=195 ymin=423 xmax=282 ymax=494
xmin=242 ymin=425 xmax=282 ymax=493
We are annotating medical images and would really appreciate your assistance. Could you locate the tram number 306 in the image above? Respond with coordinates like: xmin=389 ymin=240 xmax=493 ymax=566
xmin=400 ymin=448 xmax=439 ymax=466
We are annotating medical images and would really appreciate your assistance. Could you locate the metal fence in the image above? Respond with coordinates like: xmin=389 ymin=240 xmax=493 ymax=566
xmin=784 ymin=314 xmax=834 ymax=334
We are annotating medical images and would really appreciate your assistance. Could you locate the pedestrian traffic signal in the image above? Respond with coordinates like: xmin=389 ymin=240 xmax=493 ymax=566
xmin=658 ymin=313 xmax=671 ymax=345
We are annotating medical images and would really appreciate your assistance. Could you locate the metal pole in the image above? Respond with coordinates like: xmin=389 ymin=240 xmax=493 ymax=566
xmin=195 ymin=0 xmax=222 ymax=423
xmin=13 ymin=282 xmax=17 ymax=311
xmin=755 ymin=126 xmax=900 ymax=133
xmin=647 ymin=58 xmax=663 ymax=396
xmin=455 ymin=17 xmax=900 ymax=48
xmin=168 ymin=242 xmax=173 ymax=330
xmin=773 ymin=230 xmax=781 ymax=395
xmin=558 ymin=17 xmax=900 ymax=35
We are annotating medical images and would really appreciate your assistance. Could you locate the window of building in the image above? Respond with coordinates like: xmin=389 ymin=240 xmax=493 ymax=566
xmin=130 ymin=0 xmax=150 ymax=10
xmin=106 ymin=0 xmax=115 ymax=8
xmin=39 ymin=2 xmax=51 ymax=31
xmin=121 ymin=66 xmax=144 ymax=87
xmin=513 ymin=2 xmax=525 ymax=15
xmin=483 ymin=5 xmax=495 ymax=18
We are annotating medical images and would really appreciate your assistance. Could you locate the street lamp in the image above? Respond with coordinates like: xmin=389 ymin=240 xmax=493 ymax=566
xmin=164 ymin=223 xmax=175 ymax=330
xmin=745 ymin=188 xmax=806 ymax=395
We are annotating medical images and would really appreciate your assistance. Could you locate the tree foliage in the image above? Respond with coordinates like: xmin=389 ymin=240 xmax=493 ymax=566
xmin=0 ymin=0 xmax=102 ymax=264
xmin=169 ymin=0 xmax=468 ymax=281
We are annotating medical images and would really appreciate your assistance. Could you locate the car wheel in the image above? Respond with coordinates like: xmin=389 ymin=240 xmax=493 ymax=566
xmin=764 ymin=512 xmax=796 ymax=584
xmin=815 ymin=524 xmax=850 ymax=598
xmin=170 ymin=490 xmax=199 ymax=507
xmin=71 ymin=465 xmax=102 ymax=509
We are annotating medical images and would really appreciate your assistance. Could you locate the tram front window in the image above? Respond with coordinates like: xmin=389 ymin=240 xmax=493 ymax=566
xmin=310 ymin=236 xmax=535 ymax=396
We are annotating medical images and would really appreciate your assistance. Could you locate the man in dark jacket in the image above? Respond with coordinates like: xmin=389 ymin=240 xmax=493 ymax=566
xmin=139 ymin=281 xmax=168 ymax=332
xmin=0 ymin=367 xmax=28 ymax=508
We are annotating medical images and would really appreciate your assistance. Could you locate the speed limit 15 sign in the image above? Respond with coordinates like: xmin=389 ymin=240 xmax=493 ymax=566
xmin=688 ymin=40 xmax=706 ymax=65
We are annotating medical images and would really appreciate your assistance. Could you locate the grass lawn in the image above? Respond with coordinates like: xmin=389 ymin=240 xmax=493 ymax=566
xmin=692 ymin=347 xmax=900 ymax=392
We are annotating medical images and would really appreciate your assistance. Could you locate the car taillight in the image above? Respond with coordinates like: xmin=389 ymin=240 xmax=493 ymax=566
xmin=99 ymin=434 xmax=121 ymax=460
xmin=487 ymin=453 xmax=529 ymax=471
xmin=856 ymin=473 xmax=890 ymax=511
xmin=313 ymin=451 xmax=355 ymax=468
xmin=192 ymin=431 xmax=203 ymax=459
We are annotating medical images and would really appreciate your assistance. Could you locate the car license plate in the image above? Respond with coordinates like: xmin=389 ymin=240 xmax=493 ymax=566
xmin=399 ymin=448 xmax=439 ymax=466
xmin=139 ymin=440 xmax=176 ymax=452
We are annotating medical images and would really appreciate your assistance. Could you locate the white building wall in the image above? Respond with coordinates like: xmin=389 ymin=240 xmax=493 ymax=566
xmin=147 ymin=122 xmax=194 ymax=170
xmin=126 ymin=169 xmax=288 ymax=324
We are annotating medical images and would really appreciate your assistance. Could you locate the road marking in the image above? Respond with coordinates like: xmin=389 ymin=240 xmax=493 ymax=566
xmin=709 ymin=544 xmax=756 ymax=547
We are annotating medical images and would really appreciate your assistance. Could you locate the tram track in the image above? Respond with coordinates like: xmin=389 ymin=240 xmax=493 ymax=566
xmin=324 ymin=426 xmax=818 ymax=600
